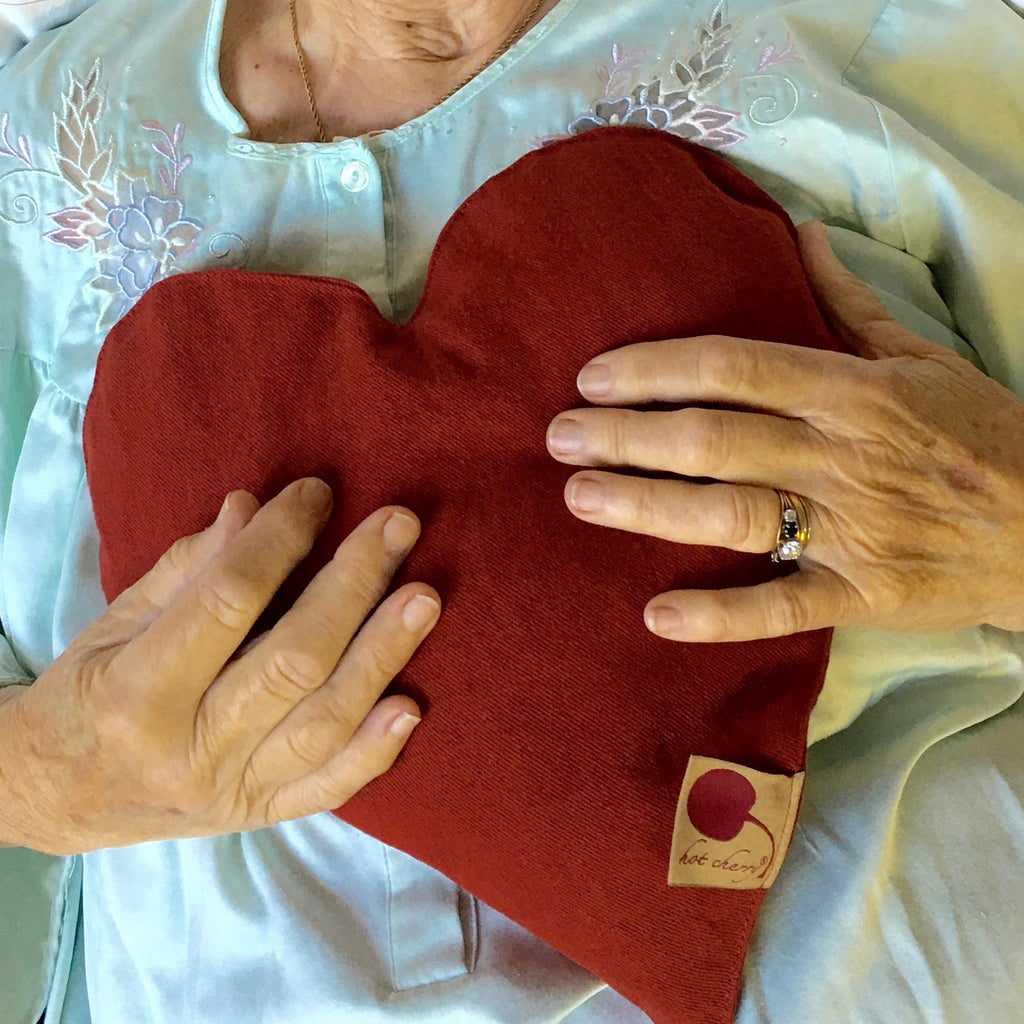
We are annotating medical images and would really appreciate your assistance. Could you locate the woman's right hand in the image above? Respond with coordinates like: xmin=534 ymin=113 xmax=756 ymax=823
xmin=0 ymin=479 xmax=439 ymax=856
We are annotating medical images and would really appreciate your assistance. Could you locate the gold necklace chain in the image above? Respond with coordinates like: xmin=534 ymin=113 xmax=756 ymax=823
xmin=288 ymin=0 xmax=547 ymax=143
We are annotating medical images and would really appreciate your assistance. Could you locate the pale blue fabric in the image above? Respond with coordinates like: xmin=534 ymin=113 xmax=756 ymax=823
xmin=1 ymin=0 xmax=1023 ymax=1022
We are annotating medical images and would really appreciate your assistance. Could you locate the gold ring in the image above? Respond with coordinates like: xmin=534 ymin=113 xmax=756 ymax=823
xmin=771 ymin=491 xmax=810 ymax=563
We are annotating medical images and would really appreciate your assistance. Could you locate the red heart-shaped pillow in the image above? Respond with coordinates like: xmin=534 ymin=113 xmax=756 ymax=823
xmin=84 ymin=128 xmax=840 ymax=1024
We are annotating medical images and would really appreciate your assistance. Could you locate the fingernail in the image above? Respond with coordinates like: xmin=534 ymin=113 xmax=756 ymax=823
xmin=569 ymin=478 xmax=605 ymax=513
xmin=577 ymin=362 xmax=612 ymax=398
xmin=216 ymin=493 xmax=233 ymax=523
xmin=383 ymin=511 xmax=420 ymax=555
xmin=645 ymin=605 xmax=682 ymax=634
xmin=299 ymin=477 xmax=333 ymax=510
xmin=389 ymin=712 xmax=421 ymax=738
xmin=402 ymin=593 xmax=440 ymax=631
xmin=548 ymin=418 xmax=585 ymax=455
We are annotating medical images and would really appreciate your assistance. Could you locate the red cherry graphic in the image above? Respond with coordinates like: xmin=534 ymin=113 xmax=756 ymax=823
xmin=686 ymin=768 xmax=776 ymax=880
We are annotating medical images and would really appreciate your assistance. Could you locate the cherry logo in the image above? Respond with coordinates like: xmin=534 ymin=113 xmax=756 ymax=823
xmin=685 ymin=768 xmax=776 ymax=880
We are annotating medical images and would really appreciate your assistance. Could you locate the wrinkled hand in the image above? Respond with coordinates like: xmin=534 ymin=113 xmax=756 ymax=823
xmin=0 ymin=480 xmax=439 ymax=855
xmin=546 ymin=221 xmax=1024 ymax=642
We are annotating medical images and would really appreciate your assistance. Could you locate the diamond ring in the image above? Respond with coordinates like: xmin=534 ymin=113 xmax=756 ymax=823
xmin=771 ymin=491 xmax=811 ymax=563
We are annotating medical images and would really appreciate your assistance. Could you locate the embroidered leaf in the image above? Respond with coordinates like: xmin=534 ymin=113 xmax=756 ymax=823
xmin=50 ymin=206 xmax=90 ymax=228
xmin=66 ymin=104 xmax=85 ymax=144
xmin=698 ymin=68 xmax=723 ymax=89
xmin=605 ymin=46 xmax=652 ymax=99
xmin=70 ymin=79 xmax=84 ymax=112
xmin=83 ymin=193 xmax=112 ymax=223
xmin=695 ymin=107 xmax=735 ymax=130
xmin=151 ymin=141 xmax=173 ymax=160
xmin=56 ymin=120 xmax=76 ymax=159
xmin=611 ymin=42 xmax=622 ymax=64
xmin=83 ymin=219 xmax=109 ymax=241
xmin=178 ymin=154 xmax=193 ymax=173
xmin=173 ymin=122 xmax=183 ymax=148
xmin=673 ymin=61 xmax=694 ymax=89
xmin=157 ymin=166 xmax=171 ymax=192
xmin=705 ymin=126 xmax=745 ymax=148
xmin=141 ymin=120 xmax=163 ymax=132
xmin=88 ymin=146 xmax=113 ymax=183
xmin=17 ymin=135 xmax=31 ymax=164
xmin=80 ymin=127 xmax=98 ymax=172
xmin=57 ymin=155 xmax=87 ymax=193
xmin=88 ymin=147 xmax=113 ymax=187
xmin=708 ymin=43 xmax=731 ymax=69
xmin=597 ymin=65 xmax=610 ymax=87
xmin=82 ymin=93 xmax=101 ymax=123
xmin=91 ymin=275 xmax=120 ymax=293
xmin=44 ymin=225 xmax=91 ymax=250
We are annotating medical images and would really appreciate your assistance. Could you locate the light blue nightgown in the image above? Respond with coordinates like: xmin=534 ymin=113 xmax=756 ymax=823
xmin=1 ymin=1 xmax=1023 ymax=1021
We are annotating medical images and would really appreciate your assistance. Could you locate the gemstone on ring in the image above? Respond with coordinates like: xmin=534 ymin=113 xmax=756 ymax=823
xmin=771 ymin=492 xmax=810 ymax=563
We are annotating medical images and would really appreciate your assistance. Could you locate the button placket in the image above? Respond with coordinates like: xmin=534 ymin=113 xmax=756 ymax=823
xmin=382 ymin=845 xmax=471 ymax=991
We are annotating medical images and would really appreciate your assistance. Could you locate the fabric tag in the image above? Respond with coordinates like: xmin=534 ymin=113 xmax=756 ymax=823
xmin=668 ymin=755 xmax=804 ymax=890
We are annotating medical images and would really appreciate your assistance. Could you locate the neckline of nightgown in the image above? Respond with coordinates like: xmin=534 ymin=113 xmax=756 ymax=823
xmin=199 ymin=0 xmax=586 ymax=155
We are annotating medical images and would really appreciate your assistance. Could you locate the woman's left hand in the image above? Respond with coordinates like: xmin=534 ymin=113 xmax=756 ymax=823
xmin=546 ymin=221 xmax=1024 ymax=642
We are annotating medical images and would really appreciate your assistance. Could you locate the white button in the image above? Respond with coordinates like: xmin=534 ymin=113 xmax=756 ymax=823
xmin=340 ymin=160 xmax=371 ymax=193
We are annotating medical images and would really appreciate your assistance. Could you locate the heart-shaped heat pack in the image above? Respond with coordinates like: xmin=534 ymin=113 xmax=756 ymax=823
xmin=84 ymin=127 xmax=840 ymax=1024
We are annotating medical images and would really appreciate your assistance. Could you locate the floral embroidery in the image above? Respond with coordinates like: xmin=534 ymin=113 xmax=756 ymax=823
xmin=0 ymin=113 xmax=32 ymax=167
xmin=541 ymin=2 xmax=804 ymax=152
xmin=0 ymin=60 xmax=203 ymax=329
xmin=539 ymin=2 xmax=744 ymax=150
xmin=755 ymin=35 xmax=801 ymax=73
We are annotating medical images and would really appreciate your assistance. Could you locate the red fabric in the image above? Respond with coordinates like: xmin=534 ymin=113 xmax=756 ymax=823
xmin=83 ymin=128 xmax=841 ymax=1024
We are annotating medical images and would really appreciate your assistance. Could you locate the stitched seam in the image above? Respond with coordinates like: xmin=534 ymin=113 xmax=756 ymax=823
xmin=0 ymin=348 xmax=82 ymax=406
xmin=0 ymin=348 xmax=50 ymax=368
xmin=379 ymin=148 xmax=399 ymax=319
xmin=840 ymin=0 xmax=895 ymax=85
xmin=314 ymin=157 xmax=329 ymax=264
xmin=382 ymin=845 xmax=398 ymax=992
xmin=868 ymin=99 xmax=908 ymax=253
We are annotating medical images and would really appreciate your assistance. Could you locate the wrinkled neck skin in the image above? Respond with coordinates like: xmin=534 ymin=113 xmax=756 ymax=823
xmin=220 ymin=0 xmax=557 ymax=141
xmin=304 ymin=0 xmax=533 ymax=63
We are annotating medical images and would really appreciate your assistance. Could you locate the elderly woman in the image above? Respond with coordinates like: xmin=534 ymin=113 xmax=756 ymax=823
xmin=1 ymin=0 xmax=1023 ymax=1022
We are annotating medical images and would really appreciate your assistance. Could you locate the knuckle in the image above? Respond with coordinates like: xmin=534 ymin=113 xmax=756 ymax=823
xmin=156 ymin=532 xmax=202 ymax=580
xmin=768 ymin=587 xmax=814 ymax=636
xmin=606 ymin=412 xmax=636 ymax=465
xmin=695 ymin=338 xmax=753 ymax=394
xmin=721 ymin=488 xmax=763 ymax=550
xmin=196 ymin=570 xmax=260 ymax=630
xmin=357 ymin=639 xmax=403 ymax=684
xmin=682 ymin=409 xmax=733 ymax=476
xmin=853 ymin=364 xmax=901 ymax=416
xmin=634 ymin=480 xmax=661 ymax=532
xmin=259 ymin=646 xmax=327 ymax=700
xmin=340 ymin=555 xmax=389 ymax=610
xmin=283 ymin=723 xmax=328 ymax=768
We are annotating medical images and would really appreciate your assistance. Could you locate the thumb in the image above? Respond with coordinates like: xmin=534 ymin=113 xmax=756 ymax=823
xmin=797 ymin=221 xmax=940 ymax=361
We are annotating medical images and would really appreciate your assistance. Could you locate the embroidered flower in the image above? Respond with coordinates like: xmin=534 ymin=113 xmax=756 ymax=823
xmin=92 ymin=177 xmax=201 ymax=314
xmin=541 ymin=1 xmax=747 ymax=150
xmin=0 ymin=60 xmax=205 ymax=329
xmin=569 ymin=80 xmax=697 ymax=134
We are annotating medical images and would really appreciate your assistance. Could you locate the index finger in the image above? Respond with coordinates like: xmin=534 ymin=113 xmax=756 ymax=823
xmin=575 ymin=335 xmax=869 ymax=420
xmin=109 ymin=478 xmax=333 ymax=712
